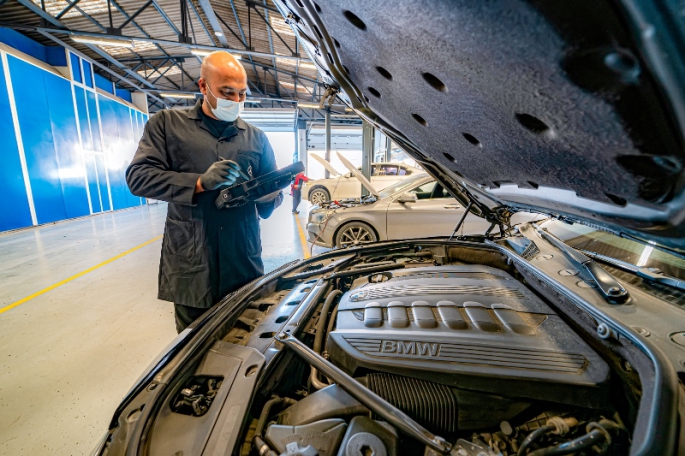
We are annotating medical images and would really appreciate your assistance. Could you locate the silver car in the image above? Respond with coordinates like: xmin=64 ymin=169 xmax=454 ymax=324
xmin=307 ymin=171 xmax=541 ymax=248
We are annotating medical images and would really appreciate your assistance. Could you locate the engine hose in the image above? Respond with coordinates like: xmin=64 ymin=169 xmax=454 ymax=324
xmin=310 ymin=289 xmax=342 ymax=390
xmin=253 ymin=396 xmax=296 ymax=456
xmin=527 ymin=420 xmax=622 ymax=456
xmin=517 ymin=425 xmax=555 ymax=456
xmin=323 ymin=303 xmax=340 ymax=353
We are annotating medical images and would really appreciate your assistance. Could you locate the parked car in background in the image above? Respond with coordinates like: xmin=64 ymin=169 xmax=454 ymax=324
xmin=303 ymin=153 xmax=421 ymax=205
xmin=307 ymin=169 xmax=544 ymax=248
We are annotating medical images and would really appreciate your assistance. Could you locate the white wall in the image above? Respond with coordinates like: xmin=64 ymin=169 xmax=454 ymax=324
xmin=265 ymin=131 xmax=296 ymax=168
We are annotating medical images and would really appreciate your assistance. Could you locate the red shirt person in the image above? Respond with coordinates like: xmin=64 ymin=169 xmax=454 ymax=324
xmin=291 ymin=172 xmax=310 ymax=214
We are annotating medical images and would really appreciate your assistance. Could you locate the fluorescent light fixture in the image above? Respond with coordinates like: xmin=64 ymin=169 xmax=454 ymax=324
xmin=298 ymin=102 xmax=322 ymax=109
xmin=103 ymin=39 xmax=157 ymax=56
xmin=71 ymin=34 xmax=134 ymax=48
xmin=245 ymin=99 xmax=262 ymax=104
xmin=191 ymin=48 xmax=241 ymax=60
xmin=160 ymin=92 xmax=197 ymax=99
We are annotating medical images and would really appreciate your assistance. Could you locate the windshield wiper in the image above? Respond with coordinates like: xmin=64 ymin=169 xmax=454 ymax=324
xmin=580 ymin=249 xmax=685 ymax=292
xmin=533 ymin=226 xmax=630 ymax=304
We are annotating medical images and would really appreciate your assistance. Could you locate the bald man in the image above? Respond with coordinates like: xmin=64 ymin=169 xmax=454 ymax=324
xmin=126 ymin=52 xmax=282 ymax=333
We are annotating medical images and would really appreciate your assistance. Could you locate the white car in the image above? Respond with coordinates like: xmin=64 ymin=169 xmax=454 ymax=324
xmin=304 ymin=154 xmax=421 ymax=205
xmin=308 ymin=156 xmax=543 ymax=248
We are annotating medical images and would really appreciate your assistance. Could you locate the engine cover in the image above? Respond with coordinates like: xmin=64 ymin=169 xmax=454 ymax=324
xmin=327 ymin=265 xmax=610 ymax=408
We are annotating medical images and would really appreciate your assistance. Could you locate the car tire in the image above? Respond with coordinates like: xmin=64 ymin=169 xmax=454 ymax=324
xmin=309 ymin=186 xmax=331 ymax=206
xmin=335 ymin=221 xmax=378 ymax=248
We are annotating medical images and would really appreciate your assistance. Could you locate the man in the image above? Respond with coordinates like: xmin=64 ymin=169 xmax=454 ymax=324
xmin=290 ymin=171 xmax=310 ymax=214
xmin=126 ymin=51 xmax=282 ymax=333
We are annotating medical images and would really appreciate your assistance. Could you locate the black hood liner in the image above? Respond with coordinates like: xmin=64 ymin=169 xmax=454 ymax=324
xmin=281 ymin=0 xmax=685 ymax=250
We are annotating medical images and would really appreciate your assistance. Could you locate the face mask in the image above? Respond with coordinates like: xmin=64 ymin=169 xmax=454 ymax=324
xmin=206 ymin=85 xmax=244 ymax=122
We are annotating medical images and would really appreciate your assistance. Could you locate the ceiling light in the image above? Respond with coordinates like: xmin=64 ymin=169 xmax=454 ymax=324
xmin=298 ymin=102 xmax=322 ymax=109
xmin=160 ymin=93 xmax=197 ymax=99
xmin=215 ymin=31 xmax=224 ymax=36
xmin=71 ymin=34 xmax=134 ymax=48
xmin=245 ymin=99 xmax=262 ymax=104
xmin=102 ymin=40 xmax=157 ymax=57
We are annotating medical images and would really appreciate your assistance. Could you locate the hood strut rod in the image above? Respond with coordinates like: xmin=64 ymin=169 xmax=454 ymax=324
xmin=276 ymin=333 xmax=452 ymax=454
xmin=449 ymin=201 xmax=473 ymax=240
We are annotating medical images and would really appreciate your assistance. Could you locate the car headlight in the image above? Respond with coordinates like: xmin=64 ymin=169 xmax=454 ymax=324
xmin=310 ymin=211 xmax=333 ymax=224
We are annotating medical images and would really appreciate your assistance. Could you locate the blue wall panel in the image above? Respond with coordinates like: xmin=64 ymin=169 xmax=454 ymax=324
xmin=82 ymin=61 xmax=93 ymax=88
xmin=74 ymin=86 xmax=92 ymax=150
xmin=83 ymin=153 xmax=102 ymax=213
xmin=9 ymin=56 xmax=67 ymax=224
xmin=70 ymin=53 xmax=82 ymax=83
xmin=99 ymin=95 xmax=141 ymax=210
xmin=94 ymin=154 xmax=111 ymax=212
xmin=86 ymin=91 xmax=102 ymax=151
xmin=46 ymin=74 xmax=90 ymax=219
xmin=0 ymin=56 xmax=33 ymax=231
xmin=0 ymin=28 xmax=46 ymax=62
xmin=94 ymin=73 xmax=113 ymax=94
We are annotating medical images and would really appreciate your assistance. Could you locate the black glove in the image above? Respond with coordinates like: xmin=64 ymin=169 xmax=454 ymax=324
xmin=200 ymin=160 xmax=241 ymax=191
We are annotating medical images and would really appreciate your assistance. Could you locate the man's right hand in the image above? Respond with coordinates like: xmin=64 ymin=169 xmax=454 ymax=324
xmin=199 ymin=160 xmax=242 ymax=191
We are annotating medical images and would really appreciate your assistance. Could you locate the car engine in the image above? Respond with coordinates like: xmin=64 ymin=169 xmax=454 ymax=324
xmin=135 ymin=243 xmax=634 ymax=456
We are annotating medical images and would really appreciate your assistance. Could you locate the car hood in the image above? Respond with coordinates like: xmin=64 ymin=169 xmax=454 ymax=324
xmin=336 ymin=152 xmax=380 ymax=197
xmin=310 ymin=153 xmax=341 ymax=177
xmin=277 ymin=0 xmax=685 ymax=254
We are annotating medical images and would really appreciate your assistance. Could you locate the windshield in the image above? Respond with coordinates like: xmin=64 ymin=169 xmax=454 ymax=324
xmin=376 ymin=173 xmax=429 ymax=199
xmin=540 ymin=219 xmax=685 ymax=280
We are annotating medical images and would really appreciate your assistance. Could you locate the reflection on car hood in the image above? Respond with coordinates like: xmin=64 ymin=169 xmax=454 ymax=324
xmin=276 ymin=0 xmax=685 ymax=254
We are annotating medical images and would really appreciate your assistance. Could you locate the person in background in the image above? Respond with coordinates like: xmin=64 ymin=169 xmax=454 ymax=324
xmin=291 ymin=171 xmax=310 ymax=214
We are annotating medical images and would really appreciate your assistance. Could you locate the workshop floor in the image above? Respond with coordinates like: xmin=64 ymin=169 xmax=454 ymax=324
xmin=0 ymin=196 xmax=314 ymax=455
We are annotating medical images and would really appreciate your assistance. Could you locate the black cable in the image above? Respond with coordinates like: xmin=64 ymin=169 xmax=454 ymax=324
xmin=517 ymin=425 xmax=554 ymax=456
xmin=527 ymin=429 xmax=605 ymax=456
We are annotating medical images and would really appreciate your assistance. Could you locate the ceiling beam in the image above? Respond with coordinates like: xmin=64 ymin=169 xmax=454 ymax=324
xmin=37 ymin=30 xmax=166 ymax=106
xmin=197 ymin=0 xmax=230 ymax=47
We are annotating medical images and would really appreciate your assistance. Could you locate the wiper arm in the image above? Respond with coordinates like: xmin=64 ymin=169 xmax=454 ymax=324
xmin=533 ymin=226 xmax=630 ymax=304
xmin=580 ymin=249 xmax=685 ymax=292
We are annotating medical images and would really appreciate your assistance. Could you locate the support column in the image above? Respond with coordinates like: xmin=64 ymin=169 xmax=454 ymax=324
xmin=324 ymin=108 xmax=331 ymax=179
xmin=386 ymin=136 xmax=392 ymax=162
xmin=297 ymin=120 xmax=307 ymax=171
xmin=361 ymin=120 xmax=374 ymax=197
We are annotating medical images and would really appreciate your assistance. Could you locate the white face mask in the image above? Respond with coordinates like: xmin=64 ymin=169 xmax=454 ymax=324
xmin=206 ymin=85 xmax=244 ymax=122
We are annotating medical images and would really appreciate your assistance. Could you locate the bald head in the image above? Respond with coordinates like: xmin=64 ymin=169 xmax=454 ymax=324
xmin=199 ymin=51 xmax=248 ymax=114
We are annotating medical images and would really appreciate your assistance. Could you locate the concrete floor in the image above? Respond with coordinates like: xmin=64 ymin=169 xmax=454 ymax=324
xmin=0 ymin=196 xmax=311 ymax=455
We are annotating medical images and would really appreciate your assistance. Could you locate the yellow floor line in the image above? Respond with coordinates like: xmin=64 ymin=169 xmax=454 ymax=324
xmin=0 ymin=234 xmax=164 ymax=316
xmin=294 ymin=214 xmax=311 ymax=259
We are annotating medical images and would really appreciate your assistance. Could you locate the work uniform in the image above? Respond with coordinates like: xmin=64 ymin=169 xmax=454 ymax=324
xmin=126 ymin=100 xmax=282 ymax=332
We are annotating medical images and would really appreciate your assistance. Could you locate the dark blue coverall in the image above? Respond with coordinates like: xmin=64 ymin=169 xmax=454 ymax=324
xmin=126 ymin=100 xmax=282 ymax=332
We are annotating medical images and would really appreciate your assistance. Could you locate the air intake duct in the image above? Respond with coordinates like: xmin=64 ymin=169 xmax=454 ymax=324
xmin=364 ymin=373 xmax=458 ymax=434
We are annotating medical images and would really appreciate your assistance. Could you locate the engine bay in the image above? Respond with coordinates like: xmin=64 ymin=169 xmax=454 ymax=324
xmin=139 ymin=241 xmax=642 ymax=456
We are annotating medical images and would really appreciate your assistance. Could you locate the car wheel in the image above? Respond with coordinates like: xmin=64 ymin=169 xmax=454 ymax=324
xmin=309 ymin=187 xmax=331 ymax=206
xmin=335 ymin=222 xmax=378 ymax=248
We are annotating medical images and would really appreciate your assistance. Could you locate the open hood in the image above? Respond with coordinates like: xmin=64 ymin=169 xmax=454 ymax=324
xmin=337 ymin=152 xmax=379 ymax=197
xmin=310 ymin=153 xmax=340 ymax=177
xmin=277 ymin=0 xmax=685 ymax=253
